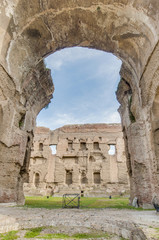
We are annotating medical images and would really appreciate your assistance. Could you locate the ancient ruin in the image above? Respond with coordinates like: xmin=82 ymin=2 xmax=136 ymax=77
xmin=1 ymin=0 xmax=159 ymax=207
xmin=24 ymin=124 xmax=129 ymax=197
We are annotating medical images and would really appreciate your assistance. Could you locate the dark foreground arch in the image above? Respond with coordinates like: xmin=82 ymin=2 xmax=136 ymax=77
xmin=0 ymin=0 xmax=159 ymax=207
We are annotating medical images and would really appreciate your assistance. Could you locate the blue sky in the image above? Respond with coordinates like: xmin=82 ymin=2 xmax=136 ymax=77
xmin=36 ymin=47 xmax=122 ymax=130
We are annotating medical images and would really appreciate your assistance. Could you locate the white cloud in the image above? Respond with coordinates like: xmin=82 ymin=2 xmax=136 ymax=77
xmin=37 ymin=113 xmax=84 ymax=130
xmin=50 ymin=59 xmax=63 ymax=71
xmin=45 ymin=47 xmax=109 ymax=71
xmin=104 ymin=111 xmax=121 ymax=123
xmin=36 ymin=110 xmax=121 ymax=130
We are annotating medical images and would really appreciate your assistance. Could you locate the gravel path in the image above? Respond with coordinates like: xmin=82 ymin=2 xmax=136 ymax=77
xmin=0 ymin=205 xmax=159 ymax=239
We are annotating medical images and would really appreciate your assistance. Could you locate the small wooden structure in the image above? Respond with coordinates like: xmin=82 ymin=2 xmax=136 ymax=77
xmin=62 ymin=194 xmax=80 ymax=208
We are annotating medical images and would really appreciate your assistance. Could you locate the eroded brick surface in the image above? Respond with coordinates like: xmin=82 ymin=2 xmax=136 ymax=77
xmin=24 ymin=124 xmax=129 ymax=197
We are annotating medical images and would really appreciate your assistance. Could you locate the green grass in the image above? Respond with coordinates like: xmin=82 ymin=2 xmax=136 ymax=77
xmin=25 ymin=196 xmax=62 ymax=209
xmin=24 ymin=196 xmax=143 ymax=210
xmin=24 ymin=227 xmax=44 ymax=238
xmin=27 ymin=229 xmax=114 ymax=239
xmin=0 ymin=228 xmax=128 ymax=240
xmin=155 ymin=228 xmax=159 ymax=239
xmin=38 ymin=233 xmax=71 ymax=239
xmin=72 ymin=232 xmax=112 ymax=239
xmin=0 ymin=231 xmax=18 ymax=240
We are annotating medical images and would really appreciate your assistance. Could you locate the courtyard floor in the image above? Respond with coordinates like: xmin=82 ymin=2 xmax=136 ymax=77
xmin=0 ymin=205 xmax=159 ymax=239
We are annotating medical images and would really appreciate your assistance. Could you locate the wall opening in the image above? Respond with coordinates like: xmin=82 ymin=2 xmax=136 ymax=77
xmin=68 ymin=140 xmax=73 ymax=151
xmin=66 ymin=170 xmax=72 ymax=185
xmin=33 ymin=47 xmax=125 ymax=193
xmin=81 ymin=190 xmax=84 ymax=197
xmin=50 ymin=145 xmax=57 ymax=154
xmin=108 ymin=144 xmax=116 ymax=155
xmin=39 ymin=143 xmax=43 ymax=151
xmin=93 ymin=172 xmax=101 ymax=184
xmin=80 ymin=142 xmax=87 ymax=150
xmin=37 ymin=47 xmax=122 ymax=131
xmin=19 ymin=113 xmax=26 ymax=130
xmin=34 ymin=173 xmax=40 ymax=187
xmin=93 ymin=142 xmax=100 ymax=150
xmin=81 ymin=171 xmax=88 ymax=184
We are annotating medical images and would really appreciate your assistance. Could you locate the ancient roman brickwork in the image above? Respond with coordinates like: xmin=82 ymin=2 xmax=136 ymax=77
xmin=24 ymin=124 xmax=129 ymax=197
xmin=1 ymin=0 xmax=159 ymax=207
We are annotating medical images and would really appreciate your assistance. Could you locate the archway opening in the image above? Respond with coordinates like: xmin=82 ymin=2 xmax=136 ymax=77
xmin=37 ymin=47 xmax=122 ymax=129
xmin=23 ymin=47 xmax=130 ymax=199
xmin=1 ymin=0 xmax=158 ymax=208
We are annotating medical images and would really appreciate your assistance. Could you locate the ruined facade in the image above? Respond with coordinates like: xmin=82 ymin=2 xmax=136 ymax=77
xmin=1 ymin=0 xmax=159 ymax=207
xmin=24 ymin=124 xmax=129 ymax=197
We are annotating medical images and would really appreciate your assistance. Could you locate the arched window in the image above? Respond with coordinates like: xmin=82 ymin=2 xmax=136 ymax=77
xmin=34 ymin=173 xmax=40 ymax=187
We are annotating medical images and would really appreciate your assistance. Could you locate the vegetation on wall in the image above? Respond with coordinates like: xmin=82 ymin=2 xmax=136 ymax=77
xmin=128 ymin=96 xmax=136 ymax=123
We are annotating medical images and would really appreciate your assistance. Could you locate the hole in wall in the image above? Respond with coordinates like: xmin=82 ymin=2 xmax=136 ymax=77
xmin=39 ymin=143 xmax=43 ymax=151
xmin=108 ymin=145 xmax=116 ymax=155
xmin=50 ymin=145 xmax=57 ymax=154
xmin=19 ymin=113 xmax=26 ymax=129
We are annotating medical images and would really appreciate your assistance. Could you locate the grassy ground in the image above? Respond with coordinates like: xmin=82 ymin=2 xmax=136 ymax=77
xmin=23 ymin=227 xmax=115 ymax=239
xmin=0 ymin=227 xmax=128 ymax=239
xmin=0 ymin=231 xmax=18 ymax=240
xmin=24 ymin=196 xmax=143 ymax=210
xmin=2 ymin=226 xmax=159 ymax=240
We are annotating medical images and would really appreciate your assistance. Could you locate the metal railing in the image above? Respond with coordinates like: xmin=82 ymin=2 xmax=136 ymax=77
xmin=62 ymin=194 xmax=80 ymax=208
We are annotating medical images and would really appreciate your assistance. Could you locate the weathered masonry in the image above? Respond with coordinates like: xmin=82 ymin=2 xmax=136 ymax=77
xmin=1 ymin=0 xmax=159 ymax=207
xmin=24 ymin=124 xmax=129 ymax=197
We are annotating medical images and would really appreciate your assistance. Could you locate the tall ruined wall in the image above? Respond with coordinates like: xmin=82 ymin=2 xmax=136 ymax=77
xmin=24 ymin=124 xmax=129 ymax=197
xmin=1 ymin=0 xmax=159 ymax=206
xmin=0 ymin=61 xmax=54 ymax=204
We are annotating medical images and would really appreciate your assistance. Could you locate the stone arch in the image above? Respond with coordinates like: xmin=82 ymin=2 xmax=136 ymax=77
xmin=2 ymin=1 xmax=158 ymax=84
xmin=1 ymin=0 xmax=159 ymax=206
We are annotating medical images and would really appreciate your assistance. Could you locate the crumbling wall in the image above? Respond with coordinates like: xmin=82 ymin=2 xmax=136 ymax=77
xmin=1 ymin=0 xmax=159 ymax=206
xmin=0 ymin=61 xmax=54 ymax=204
xmin=24 ymin=124 xmax=129 ymax=197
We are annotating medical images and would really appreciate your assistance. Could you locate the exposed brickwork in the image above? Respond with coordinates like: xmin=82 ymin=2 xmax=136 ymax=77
xmin=24 ymin=124 xmax=129 ymax=197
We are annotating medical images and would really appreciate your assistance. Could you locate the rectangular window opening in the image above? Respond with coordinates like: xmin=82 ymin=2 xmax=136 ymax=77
xmin=68 ymin=141 xmax=73 ymax=151
xmin=50 ymin=145 xmax=57 ymax=154
xmin=93 ymin=172 xmax=101 ymax=184
xmin=66 ymin=170 xmax=73 ymax=185
xmin=108 ymin=144 xmax=116 ymax=155
xmin=80 ymin=142 xmax=86 ymax=150
xmin=93 ymin=142 xmax=100 ymax=150
xmin=39 ymin=143 xmax=43 ymax=151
